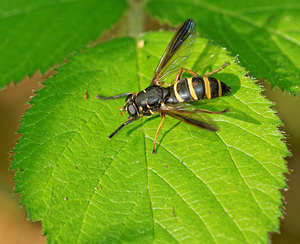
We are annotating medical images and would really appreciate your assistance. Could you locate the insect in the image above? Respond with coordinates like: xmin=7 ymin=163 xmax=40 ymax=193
xmin=97 ymin=19 xmax=231 ymax=154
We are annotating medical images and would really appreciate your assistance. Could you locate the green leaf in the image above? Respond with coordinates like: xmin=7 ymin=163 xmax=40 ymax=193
xmin=146 ymin=0 xmax=300 ymax=95
xmin=0 ymin=0 xmax=127 ymax=89
xmin=11 ymin=32 xmax=288 ymax=243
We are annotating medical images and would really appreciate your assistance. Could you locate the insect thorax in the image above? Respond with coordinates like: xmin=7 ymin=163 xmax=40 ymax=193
xmin=134 ymin=85 xmax=169 ymax=115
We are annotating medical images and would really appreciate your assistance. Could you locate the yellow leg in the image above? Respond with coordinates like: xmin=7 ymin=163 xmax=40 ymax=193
xmin=203 ymin=63 xmax=228 ymax=77
xmin=175 ymin=68 xmax=199 ymax=82
xmin=152 ymin=113 xmax=166 ymax=154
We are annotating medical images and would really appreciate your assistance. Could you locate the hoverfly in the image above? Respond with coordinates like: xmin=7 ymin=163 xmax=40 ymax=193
xmin=97 ymin=19 xmax=231 ymax=154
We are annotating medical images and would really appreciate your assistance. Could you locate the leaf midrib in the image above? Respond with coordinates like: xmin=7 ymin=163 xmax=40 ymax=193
xmin=136 ymin=35 xmax=157 ymax=242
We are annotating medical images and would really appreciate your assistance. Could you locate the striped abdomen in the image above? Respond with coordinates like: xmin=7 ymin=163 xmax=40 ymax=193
xmin=165 ymin=76 xmax=231 ymax=104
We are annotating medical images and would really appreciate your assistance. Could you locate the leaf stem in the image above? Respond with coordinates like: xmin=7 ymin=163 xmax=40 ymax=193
xmin=127 ymin=0 xmax=146 ymax=38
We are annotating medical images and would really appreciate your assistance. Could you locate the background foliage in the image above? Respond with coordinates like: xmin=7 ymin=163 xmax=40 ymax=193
xmin=1 ymin=0 xmax=299 ymax=95
xmin=0 ymin=0 xmax=127 ymax=89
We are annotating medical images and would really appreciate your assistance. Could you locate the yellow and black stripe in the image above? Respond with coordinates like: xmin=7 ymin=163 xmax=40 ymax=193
xmin=173 ymin=79 xmax=184 ymax=102
xmin=168 ymin=76 xmax=226 ymax=103
xmin=187 ymin=77 xmax=198 ymax=100
xmin=202 ymin=76 xmax=211 ymax=99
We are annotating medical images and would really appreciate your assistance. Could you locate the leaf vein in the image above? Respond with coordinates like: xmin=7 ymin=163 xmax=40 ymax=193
xmin=215 ymin=132 xmax=275 ymax=229
xmin=149 ymin=168 xmax=217 ymax=243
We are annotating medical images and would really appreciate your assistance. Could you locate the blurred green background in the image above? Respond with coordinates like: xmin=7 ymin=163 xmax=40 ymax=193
xmin=0 ymin=15 xmax=299 ymax=244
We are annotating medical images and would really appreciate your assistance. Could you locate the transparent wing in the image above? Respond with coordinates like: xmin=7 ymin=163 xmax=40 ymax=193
xmin=151 ymin=19 xmax=196 ymax=86
xmin=159 ymin=103 xmax=219 ymax=132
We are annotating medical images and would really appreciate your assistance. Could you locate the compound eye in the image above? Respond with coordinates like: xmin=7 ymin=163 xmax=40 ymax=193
xmin=128 ymin=104 xmax=137 ymax=116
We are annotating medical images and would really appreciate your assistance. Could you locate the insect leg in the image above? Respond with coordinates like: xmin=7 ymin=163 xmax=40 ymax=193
xmin=108 ymin=117 xmax=139 ymax=139
xmin=203 ymin=63 xmax=228 ymax=77
xmin=175 ymin=68 xmax=199 ymax=82
xmin=97 ymin=92 xmax=133 ymax=100
xmin=152 ymin=113 xmax=166 ymax=154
